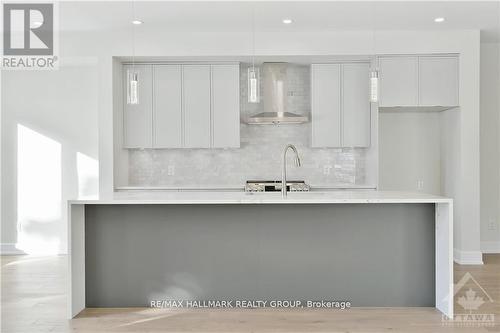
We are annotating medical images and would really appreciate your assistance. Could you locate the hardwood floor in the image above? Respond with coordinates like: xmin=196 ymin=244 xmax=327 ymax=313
xmin=1 ymin=254 xmax=499 ymax=332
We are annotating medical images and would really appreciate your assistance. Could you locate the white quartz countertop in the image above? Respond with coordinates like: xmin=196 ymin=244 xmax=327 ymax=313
xmin=69 ymin=190 xmax=452 ymax=205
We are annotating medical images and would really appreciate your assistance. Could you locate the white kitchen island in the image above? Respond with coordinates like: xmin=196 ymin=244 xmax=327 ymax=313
xmin=68 ymin=190 xmax=453 ymax=319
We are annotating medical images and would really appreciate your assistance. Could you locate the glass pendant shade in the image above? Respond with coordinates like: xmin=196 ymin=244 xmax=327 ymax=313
xmin=248 ymin=67 xmax=260 ymax=103
xmin=369 ymin=70 xmax=379 ymax=103
xmin=127 ymin=70 xmax=139 ymax=105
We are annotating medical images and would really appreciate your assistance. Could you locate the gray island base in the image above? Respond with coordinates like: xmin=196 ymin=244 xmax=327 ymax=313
xmin=68 ymin=191 xmax=453 ymax=318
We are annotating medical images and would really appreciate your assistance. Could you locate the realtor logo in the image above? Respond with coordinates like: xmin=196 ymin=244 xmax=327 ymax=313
xmin=3 ymin=3 xmax=53 ymax=55
xmin=455 ymin=272 xmax=494 ymax=313
xmin=442 ymin=272 xmax=495 ymax=327
xmin=2 ymin=2 xmax=58 ymax=69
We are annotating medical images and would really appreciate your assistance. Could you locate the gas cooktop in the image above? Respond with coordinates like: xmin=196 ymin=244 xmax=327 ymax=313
xmin=245 ymin=180 xmax=310 ymax=193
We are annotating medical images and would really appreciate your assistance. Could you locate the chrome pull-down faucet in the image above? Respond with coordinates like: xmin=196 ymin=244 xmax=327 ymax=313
xmin=281 ymin=144 xmax=302 ymax=198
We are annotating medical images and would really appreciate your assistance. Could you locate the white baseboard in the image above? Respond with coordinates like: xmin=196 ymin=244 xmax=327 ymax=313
xmin=0 ymin=243 xmax=26 ymax=255
xmin=481 ymin=241 xmax=500 ymax=254
xmin=453 ymin=248 xmax=483 ymax=265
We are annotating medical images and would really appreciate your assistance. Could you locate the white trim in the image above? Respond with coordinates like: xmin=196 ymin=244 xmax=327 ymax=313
xmin=436 ymin=202 xmax=454 ymax=318
xmin=453 ymin=248 xmax=483 ymax=265
xmin=68 ymin=204 xmax=86 ymax=318
xmin=481 ymin=241 xmax=500 ymax=254
xmin=0 ymin=243 xmax=26 ymax=255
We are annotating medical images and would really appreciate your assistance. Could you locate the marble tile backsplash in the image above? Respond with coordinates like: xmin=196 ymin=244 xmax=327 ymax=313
xmin=128 ymin=64 xmax=367 ymax=188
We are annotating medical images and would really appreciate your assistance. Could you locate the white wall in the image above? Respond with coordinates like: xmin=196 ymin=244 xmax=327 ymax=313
xmin=480 ymin=43 xmax=500 ymax=253
xmin=1 ymin=63 xmax=99 ymax=254
xmin=0 ymin=3 xmax=482 ymax=259
xmin=379 ymin=112 xmax=442 ymax=195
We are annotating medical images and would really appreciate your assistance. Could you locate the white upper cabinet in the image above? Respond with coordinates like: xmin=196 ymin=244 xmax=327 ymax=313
xmin=311 ymin=64 xmax=342 ymax=147
xmin=123 ymin=64 xmax=153 ymax=148
xmin=311 ymin=63 xmax=371 ymax=148
xmin=124 ymin=63 xmax=241 ymax=149
xmin=419 ymin=56 xmax=459 ymax=107
xmin=153 ymin=65 xmax=182 ymax=148
xmin=378 ymin=55 xmax=459 ymax=109
xmin=211 ymin=64 xmax=240 ymax=148
xmin=342 ymin=63 xmax=371 ymax=147
xmin=182 ymin=65 xmax=211 ymax=148
xmin=379 ymin=56 xmax=418 ymax=107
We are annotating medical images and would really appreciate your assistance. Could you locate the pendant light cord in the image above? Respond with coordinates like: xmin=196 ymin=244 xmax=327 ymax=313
xmin=372 ymin=1 xmax=376 ymax=67
xmin=132 ymin=0 xmax=136 ymax=72
xmin=251 ymin=5 xmax=255 ymax=71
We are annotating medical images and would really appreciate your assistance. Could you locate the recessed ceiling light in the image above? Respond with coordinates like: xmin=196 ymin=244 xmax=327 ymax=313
xmin=434 ymin=17 xmax=445 ymax=23
xmin=282 ymin=18 xmax=293 ymax=24
xmin=131 ymin=20 xmax=143 ymax=25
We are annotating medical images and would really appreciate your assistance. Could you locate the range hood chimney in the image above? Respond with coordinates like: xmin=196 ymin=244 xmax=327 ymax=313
xmin=246 ymin=63 xmax=308 ymax=125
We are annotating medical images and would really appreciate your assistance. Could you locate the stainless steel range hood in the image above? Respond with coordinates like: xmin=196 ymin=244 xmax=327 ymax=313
xmin=246 ymin=63 xmax=308 ymax=125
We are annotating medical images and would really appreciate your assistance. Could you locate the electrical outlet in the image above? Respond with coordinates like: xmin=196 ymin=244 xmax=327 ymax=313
xmin=488 ymin=218 xmax=497 ymax=230
xmin=417 ymin=180 xmax=424 ymax=190
xmin=167 ymin=165 xmax=175 ymax=176
xmin=323 ymin=165 xmax=332 ymax=175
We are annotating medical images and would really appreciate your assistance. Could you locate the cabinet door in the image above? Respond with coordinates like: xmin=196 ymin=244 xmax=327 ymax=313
xmin=153 ymin=65 xmax=182 ymax=148
xmin=123 ymin=64 xmax=153 ymax=148
xmin=311 ymin=64 xmax=342 ymax=147
xmin=419 ymin=56 xmax=458 ymax=107
xmin=379 ymin=56 xmax=418 ymax=107
xmin=211 ymin=64 xmax=240 ymax=148
xmin=182 ymin=65 xmax=211 ymax=148
xmin=342 ymin=63 xmax=371 ymax=147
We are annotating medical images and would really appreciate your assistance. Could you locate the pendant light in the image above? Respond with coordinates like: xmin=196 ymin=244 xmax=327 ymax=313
xmin=248 ymin=6 xmax=260 ymax=103
xmin=127 ymin=71 xmax=139 ymax=105
xmin=369 ymin=2 xmax=379 ymax=103
xmin=370 ymin=68 xmax=379 ymax=103
xmin=127 ymin=1 xmax=139 ymax=105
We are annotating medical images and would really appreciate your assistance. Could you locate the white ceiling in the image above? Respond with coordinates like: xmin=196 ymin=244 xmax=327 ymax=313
xmin=60 ymin=1 xmax=500 ymax=42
